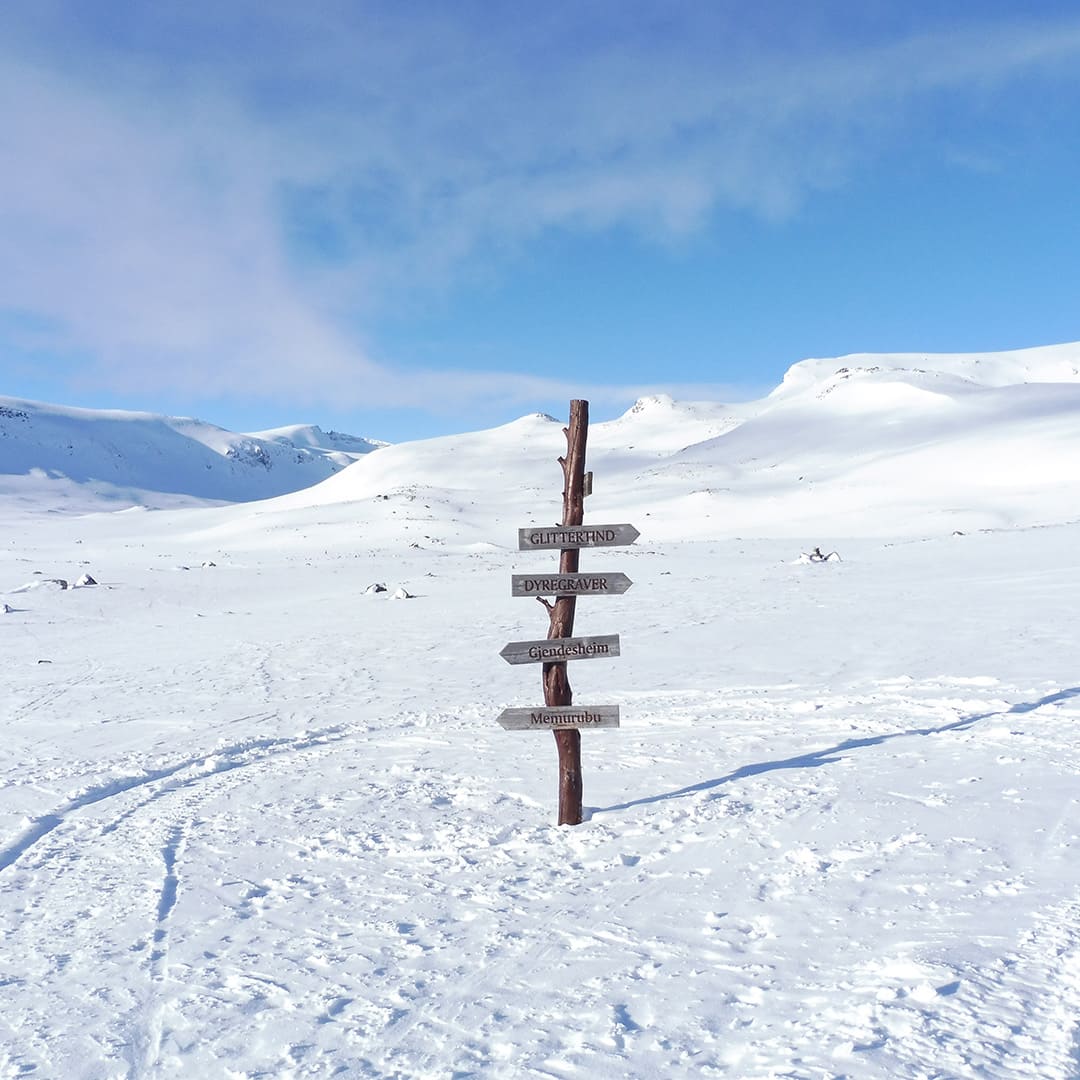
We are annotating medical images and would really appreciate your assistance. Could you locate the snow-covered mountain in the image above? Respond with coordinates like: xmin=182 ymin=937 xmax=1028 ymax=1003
xmin=0 ymin=397 xmax=384 ymax=511
xmin=644 ymin=341 xmax=1080 ymax=537
xmin=251 ymin=422 xmax=388 ymax=459
xmin=7 ymin=342 xmax=1080 ymax=535
xmin=217 ymin=340 xmax=1080 ymax=546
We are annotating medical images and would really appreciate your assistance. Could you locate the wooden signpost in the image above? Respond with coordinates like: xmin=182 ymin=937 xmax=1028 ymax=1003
xmin=498 ymin=398 xmax=638 ymax=825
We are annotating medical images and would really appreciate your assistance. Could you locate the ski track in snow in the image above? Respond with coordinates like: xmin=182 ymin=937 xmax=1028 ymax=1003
xmin=3 ymin=669 xmax=1079 ymax=1077
xmin=0 ymin=723 xmax=356 ymax=876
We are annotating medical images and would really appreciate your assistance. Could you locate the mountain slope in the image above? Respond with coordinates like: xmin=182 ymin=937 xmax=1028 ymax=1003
xmin=217 ymin=341 xmax=1080 ymax=546
xmin=630 ymin=342 xmax=1080 ymax=538
xmin=0 ymin=397 xmax=383 ymax=511
xmin=6 ymin=341 xmax=1080 ymax=538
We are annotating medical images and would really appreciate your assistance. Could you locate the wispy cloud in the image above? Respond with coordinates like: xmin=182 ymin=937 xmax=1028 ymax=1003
xmin=3 ymin=3 xmax=1080 ymax=415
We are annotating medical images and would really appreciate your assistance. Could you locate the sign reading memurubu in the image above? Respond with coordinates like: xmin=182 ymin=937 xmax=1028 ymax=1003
xmin=497 ymin=706 xmax=620 ymax=731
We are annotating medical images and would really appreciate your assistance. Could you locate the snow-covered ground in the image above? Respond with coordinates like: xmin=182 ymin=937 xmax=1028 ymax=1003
xmin=3 ymin=344 xmax=1080 ymax=1078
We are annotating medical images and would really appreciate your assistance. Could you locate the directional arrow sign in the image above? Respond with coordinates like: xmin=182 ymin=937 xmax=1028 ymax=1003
xmin=497 ymin=706 xmax=620 ymax=731
xmin=518 ymin=524 xmax=639 ymax=551
xmin=511 ymin=572 xmax=632 ymax=597
xmin=500 ymin=634 xmax=621 ymax=666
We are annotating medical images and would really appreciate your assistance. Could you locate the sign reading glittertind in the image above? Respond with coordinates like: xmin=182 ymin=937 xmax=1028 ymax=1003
xmin=518 ymin=524 xmax=639 ymax=551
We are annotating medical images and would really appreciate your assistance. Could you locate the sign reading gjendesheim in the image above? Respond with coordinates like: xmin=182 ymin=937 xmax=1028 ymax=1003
xmin=499 ymin=634 xmax=621 ymax=666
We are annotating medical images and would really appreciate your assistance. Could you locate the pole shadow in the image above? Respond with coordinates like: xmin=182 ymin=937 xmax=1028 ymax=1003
xmin=593 ymin=686 xmax=1080 ymax=816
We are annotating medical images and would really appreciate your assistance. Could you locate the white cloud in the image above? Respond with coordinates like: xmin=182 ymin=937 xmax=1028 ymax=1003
xmin=3 ymin=5 xmax=1080 ymax=414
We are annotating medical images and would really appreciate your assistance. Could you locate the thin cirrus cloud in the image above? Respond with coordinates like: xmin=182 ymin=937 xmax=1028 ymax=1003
xmin=2 ymin=4 xmax=1080 ymax=415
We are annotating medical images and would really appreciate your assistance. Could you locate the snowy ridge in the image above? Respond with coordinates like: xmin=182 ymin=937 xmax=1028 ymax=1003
xmin=0 ymin=396 xmax=383 ymax=511
xmin=214 ymin=342 xmax=1080 ymax=546
xmin=6 ymin=343 xmax=1080 ymax=537
xmin=634 ymin=352 xmax=1080 ymax=539
xmin=251 ymin=423 xmax=388 ymax=460
xmin=770 ymin=340 xmax=1080 ymax=399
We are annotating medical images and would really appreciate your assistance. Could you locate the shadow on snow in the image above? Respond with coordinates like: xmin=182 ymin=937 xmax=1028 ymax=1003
xmin=593 ymin=686 xmax=1080 ymax=816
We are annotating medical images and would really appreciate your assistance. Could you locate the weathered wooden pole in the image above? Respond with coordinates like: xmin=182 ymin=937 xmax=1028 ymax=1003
xmin=538 ymin=400 xmax=589 ymax=825
xmin=499 ymin=424 xmax=635 ymax=822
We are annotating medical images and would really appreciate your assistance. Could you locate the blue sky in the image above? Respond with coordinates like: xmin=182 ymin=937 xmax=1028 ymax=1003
xmin=2 ymin=1 xmax=1080 ymax=442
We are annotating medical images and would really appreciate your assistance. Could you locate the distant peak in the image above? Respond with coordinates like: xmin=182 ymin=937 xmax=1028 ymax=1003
xmin=625 ymin=393 xmax=676 ymax=417
xmin=505 ymin=412 xmax=559 ymax=427
xmin=250 ymin=423 xmax=387 ymax=452
xmin=772 ymin=342 xmax=1080 ymax=400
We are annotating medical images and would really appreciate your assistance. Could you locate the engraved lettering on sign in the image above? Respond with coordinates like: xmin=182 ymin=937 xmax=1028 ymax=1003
xmin=527 ymin=529 xmax=616 ymax=546
xmin=528 ymin=640 xmax=609 ymax=660
xmin=520 ymin=576 xmax=608 ymax=593
xmin=530 ymin=710 xmax=603 ymax=726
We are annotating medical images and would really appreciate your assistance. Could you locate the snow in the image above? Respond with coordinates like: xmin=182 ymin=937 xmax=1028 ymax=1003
xmin=3 ymin=343 xmax=1080 ymax=1078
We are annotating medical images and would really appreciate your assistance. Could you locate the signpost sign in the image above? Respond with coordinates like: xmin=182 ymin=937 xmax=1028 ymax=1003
xmin=497 ymin=706 xmax=620 ymax=731
xmin=497 ymin=398 xmax=639 ymax=825
xmin=510 ymin=572 xmax=632 ymax=597
xmin=518 ymin=525 xmax=640 ymax=551
xmin=499 ymin=634 xmax=621 ymax=666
